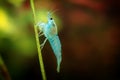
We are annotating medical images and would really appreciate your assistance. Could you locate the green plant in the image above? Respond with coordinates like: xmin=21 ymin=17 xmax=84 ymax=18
xmin=0 ymin=55 xmax=11 ymax=80
xmin=30 ymin=0 xmax=47 ymax=80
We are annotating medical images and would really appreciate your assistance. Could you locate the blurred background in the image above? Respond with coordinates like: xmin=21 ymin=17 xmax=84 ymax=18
xmin=0 ymin=0 xmax=120 ymax=80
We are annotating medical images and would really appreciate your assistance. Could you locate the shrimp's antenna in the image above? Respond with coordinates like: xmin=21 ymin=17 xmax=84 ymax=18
xmin=48 ymin=8 xmax=59 ymax=14
xmin=50 ymin=9 xmax=59 ymax=15
xmin=47 ymin=8 xmax=59 ymax=19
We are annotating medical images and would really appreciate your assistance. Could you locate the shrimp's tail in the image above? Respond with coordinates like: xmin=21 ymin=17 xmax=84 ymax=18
xmin=48 ymin=35 xmax=62 ymax=72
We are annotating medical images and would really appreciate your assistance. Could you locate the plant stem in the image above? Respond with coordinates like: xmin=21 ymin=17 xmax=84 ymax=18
xmin=0 ymin=55 xmax=11 ymax=80
xmin=30 ymin=0 xmax=47 ymax=80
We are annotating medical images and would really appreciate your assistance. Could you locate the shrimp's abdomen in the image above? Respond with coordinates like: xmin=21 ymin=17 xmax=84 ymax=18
xmin=48 ymin=35 xmax=62 ymax=72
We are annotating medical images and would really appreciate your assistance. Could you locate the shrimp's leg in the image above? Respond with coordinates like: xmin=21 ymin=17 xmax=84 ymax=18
xmin=38 ymin=31 xmax=46 ymax=50
xmin=39 ymin=33 xmax=44 ymax=37
xmin=40 ymin=38 xmax=47 ymax=50
xmin=35 ymin=22 xmax=41 ymax=27
xmin=38 ymin=31 xmax=42 ymax=35
xmin=38 ymin=29 xmax=44 ymax=37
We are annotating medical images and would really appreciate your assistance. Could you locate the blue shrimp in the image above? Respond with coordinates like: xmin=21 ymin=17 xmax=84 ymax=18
xmin=36 ymin=12 xmax=62 ymax=72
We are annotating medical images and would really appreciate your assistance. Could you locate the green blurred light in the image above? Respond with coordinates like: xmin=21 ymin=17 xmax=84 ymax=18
xmin=0 ymin=8 xmax=16 ymax=34
xmin=8 ymin=0 xmax=24 ymax=7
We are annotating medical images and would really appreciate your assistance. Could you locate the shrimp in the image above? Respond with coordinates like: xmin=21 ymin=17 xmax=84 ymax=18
xmin=36 ymin=11 xmax=62 ymax=72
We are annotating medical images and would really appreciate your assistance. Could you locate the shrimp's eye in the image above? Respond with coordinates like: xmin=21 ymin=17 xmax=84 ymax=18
xmin=50 ymin=18 xmax=53 ymax=20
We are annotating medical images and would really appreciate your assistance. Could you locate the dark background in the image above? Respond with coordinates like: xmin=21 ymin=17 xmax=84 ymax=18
xmin=0 ymin=0 xmax=120 ymax=80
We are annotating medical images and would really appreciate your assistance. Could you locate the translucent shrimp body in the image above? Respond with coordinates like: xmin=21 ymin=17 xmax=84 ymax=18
xmin=37 ymin=12 xmax=62 ymax=72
